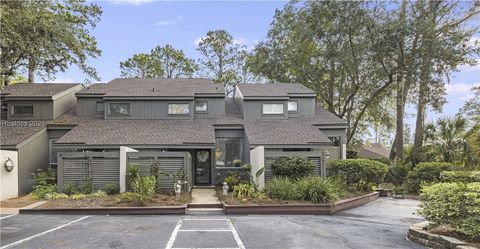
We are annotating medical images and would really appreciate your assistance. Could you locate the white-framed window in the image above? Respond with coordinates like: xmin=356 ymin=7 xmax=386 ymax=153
xmin=288 ymin=100 xmax=298 ymax=112
xmin=262 ymin=103 xmax=284 ymax=115
xmin=12 ymin=104 xmax=33 ymax=115
xmin=195 ymin=101 xmax=208 ymax=112
xmin=108 ymin=103 xmax=130 ymax=116
xmin=95 ymin=102 xmax=105 ymax=113
xmin=328 ymin=137 xmax=341 ymax=146
xmin=168 ymin=103 xmax=190 ymax=115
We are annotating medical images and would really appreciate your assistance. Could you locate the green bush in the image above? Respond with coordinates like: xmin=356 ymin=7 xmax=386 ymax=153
xmin=295 ymin=176 xmax=345 ymax=203
xmin=233 ymin=184 xmax=256 ymax=199
xmin=272 ymin=156 xmax=316 ymax=179
xmin=31 ymin=184 xmax=57 ymax=199
xmin=440 ymin=171 xmax=480 ymax=183
xmin=264 ymin=177 xmax=300 ymax=200
xmin=127 ymin=164 xmax=141 ymax=191
xmin=90 ymin=190 xmax=107 ymax=198
xmin=327 ymin=159 xmax=388 ymax=191
xmin=44 ymin=192 xmax=69 ymax=200
xmin=102 ymin=183 xmax=120 ymax=195
xmin=223 ymin=173 xmax=242 ymax=189
xmin=384 ymin=164 xmax=411 ymax=185
xmin=30 ymin=168 xmax=57 ymax=199
xmin=131 ymin=176 xmax=157 ymax=203
xmin=117 ymin=192 xmax=144 ymax=205
xmin=405 ymin=162 xmax=456 ymax=193
xmin=62 ymin=181 xmax=94 ymax=195
xmin=419 ymin=182 xmax=480 ymax=239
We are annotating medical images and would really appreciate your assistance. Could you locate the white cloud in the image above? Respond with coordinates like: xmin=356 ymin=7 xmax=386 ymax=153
xmin=44 ymin=77 xmax=77 ymax=83
xmin=104 ymin=0 xmax=155 ymax=5
xmin=194 ymin=36 xmax=206 ymax=46
xmin=155 ymin=15 xmax=184 ymax=27
xmin=445 ymin=82 xmax=478 ymax=95
xmin=457 ymin=58 xmax=480 ymax=72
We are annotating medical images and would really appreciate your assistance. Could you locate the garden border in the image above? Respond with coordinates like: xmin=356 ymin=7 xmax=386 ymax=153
xmin=222 ymin=192 xmax=379 ymax=215
xmin=407 ymin=221 xmax=476 ymax=249
xmin=19 ymin=205 xmax=187 ymax=215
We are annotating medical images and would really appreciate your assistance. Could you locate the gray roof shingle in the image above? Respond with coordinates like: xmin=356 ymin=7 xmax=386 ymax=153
xmin=0 ymin=122 xmax=46 ymax=146
xmin=78 ymin=78 xmax=224 ymax=97
xmin=1 ymin=83 xmax=81 ymax=98
xmin=237 ymin=83 xmax=315 ymax=97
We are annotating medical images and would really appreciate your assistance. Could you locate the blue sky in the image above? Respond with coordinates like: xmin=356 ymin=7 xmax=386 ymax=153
xmin=47 ymin=0 xmax=479 ymax=125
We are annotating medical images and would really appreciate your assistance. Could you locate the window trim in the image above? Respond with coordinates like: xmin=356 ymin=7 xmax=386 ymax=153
xmin=167 ymin=103 xmax=190 ymax=115
xmin=262 ymin=102 xmax=285 ymax=115
xmin=287 ymin=100 xmax=299 ymax=113
xmin=11 ymin=104 xmax=34 ymax=116
xmin=194 ymin=100 xmax=208 ymax=113
xmin=215 ymin=137 xmax=244 ymax=168
xmin=107 ymin=102 xmax=130 ymax=116
xmin=95 ymin=101 xmax=105 ymax=113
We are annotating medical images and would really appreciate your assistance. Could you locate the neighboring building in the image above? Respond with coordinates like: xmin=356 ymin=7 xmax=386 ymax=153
xmin=0 ymin=83 xmax=82 ymax=200
xmin=0 ymin=79 xmax=348 ymax=195
xmin=358 ymin=143 xmax=390 ymax=160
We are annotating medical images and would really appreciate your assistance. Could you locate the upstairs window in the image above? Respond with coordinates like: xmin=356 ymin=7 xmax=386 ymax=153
xmin=328 ymin=137 xmax=341 ymax=146
xmin=168 ymin=103 xmax=190 ymax=115
xmin=288 ymin=101 xmax=298 ymax=112
xmin=262 ymin=103 xmax=284 ymax=115
xmin=12 ymin=105 xmax=33 ymax=115
xmin=108 ymin=103 xmax=130 ymax=116
xmin=95 ymin=102 xmax=105 ymax=113
xmin=195 ymin=101 xmax=208 ymax=112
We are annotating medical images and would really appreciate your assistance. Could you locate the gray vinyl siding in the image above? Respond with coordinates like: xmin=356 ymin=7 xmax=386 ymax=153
xmin=243 ymin=100 xmax=288 ymax=121
xmin=194 ymin=98 xmax=225 ymax=116
xmin=17 ymin=128 xmax=49 ymax=194
xmin=317 ymin=128 xmax=347 ymax=159
xmin=53 ymin=90 xmax=78 ymax=119
xmin=288 ymin=97 xmax=315 ymax=117
xmin=8 ymin=100 xmax=53 ymax=120
xmin=105 ymin=100 xmax=194 ymax=120
xmin=77 ymin=97 xmax=104 ymax=118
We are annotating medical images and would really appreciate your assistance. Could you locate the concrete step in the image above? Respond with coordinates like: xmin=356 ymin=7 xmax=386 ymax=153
xmin=187 ymin=208 xmax=224 ymax=215
xmin=192 ymin=185 xmax=216 ymax=189
xmin=188 ymin=203 xmax=223 ymax=209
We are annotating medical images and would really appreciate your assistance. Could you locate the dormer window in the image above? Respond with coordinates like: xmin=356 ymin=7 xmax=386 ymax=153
xmin=12 ymin=104 xmax=33 ymax=115
xmin=262 ymin=103 xmax=283 ymax=115
xmin=195 ymin=101 xmax=208 ymax=112
xmin=288 ymin=100 xmax=298 ymax=112
xmin=168 ymin=103 xmax=190 ymax=115
xmin=108 ymin=103 xmax=130 ymax=116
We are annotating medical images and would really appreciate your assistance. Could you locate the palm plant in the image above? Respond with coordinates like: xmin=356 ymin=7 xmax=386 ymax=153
xmin=423 ymin=116 xmax=467 ymax=163
xmin=463 ymin=121 xmax=480 ymax=168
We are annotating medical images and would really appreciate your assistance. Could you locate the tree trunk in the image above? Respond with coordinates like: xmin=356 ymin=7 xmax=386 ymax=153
xmin=390 ymin=74 xmax=406 ymax=160
xmin=327 ymin=58 xmax=335 ymax=113
xmin=28 ymin=57 xmax=35 ymax=83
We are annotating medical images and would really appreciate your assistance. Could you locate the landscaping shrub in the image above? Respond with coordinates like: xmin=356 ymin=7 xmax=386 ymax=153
xmin=102 ymin=183 xmax=120 ymax=195
xmin=131 ymin=176 xmax=157 ymax=203
xmin=271 ymin=156 xmax=315 ymax=179
xmin=44 ymin=193 xmax=69 ymax=200
xmin=327 ymin=159 xmax=388 ymax=191
xmin=127 ymin=164 xmax=141 ymax=191
xmin=232 ymin=184 xmax=256 ymax=199
xmin=405 ymin=162 xmax=456 ymax=193
xmin=440 ymin=171 xmax=480 ymax=183
xmin=264 ymin=177 xmax=300 ymax=200
xmin=62 ymin=181 xmax=94 ymax=195
xmin=117 ymin=192 xmax=144 ymax=205
xmin=31 ymin=185 xmax=57 ymax=200
xmin=419 ymin=182 xmax=480 ymax=239
xmin=90 ymin=190 xmax=107 ymax=198
xmin=31 ymin=168 xmax=57 ymax=199
xmin=223 ymin=172 xmax=242 ymax=189
xmin=384 ymin=163 xmax=411 ymax=186
xmin=295 ymin=176 xmax=345 ymax=203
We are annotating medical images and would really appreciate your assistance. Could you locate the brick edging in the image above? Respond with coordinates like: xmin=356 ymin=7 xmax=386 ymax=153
xmin=222 ymin=192 xmax=379 ymax=215
xmin=407 ymin=221 xmax=475 ymax=249
xmin=19 ymin=205 xmax=187 ymax=215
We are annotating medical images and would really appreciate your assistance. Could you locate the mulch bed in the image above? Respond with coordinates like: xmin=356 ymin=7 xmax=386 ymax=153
xmin=0 ymin=196 xmax=38 ymax=208
xmin=35 ymin=193 xmax=191 ymax=209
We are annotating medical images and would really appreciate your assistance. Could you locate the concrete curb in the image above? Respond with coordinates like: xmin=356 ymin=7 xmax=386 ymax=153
xmin=19 ymin=205 xmax=187 ymax=215
xmin=407 ymin=221 xmax=476 ymax=249
xmin=222 ymin=192 xmax=379 ymax=215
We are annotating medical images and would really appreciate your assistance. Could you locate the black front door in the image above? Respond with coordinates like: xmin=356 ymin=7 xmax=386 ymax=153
xmin=195 ymin=150 xmax=211 ymax=185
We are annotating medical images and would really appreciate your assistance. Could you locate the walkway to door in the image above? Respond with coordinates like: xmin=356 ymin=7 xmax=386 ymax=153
xmin=189 ymin=188 xmax=221 ymax=208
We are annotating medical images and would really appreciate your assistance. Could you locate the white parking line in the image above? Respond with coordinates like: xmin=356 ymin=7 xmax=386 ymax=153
xmin=165 ymin=218 xmax=245 ymax=249
xmin=0 ymin=214 xmax=17 ymax=220
xmin=1 ymin=216 xmax=89 ymax=249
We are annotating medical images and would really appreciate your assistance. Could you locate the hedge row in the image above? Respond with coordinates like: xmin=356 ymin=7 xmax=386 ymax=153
xmin=327 ymin=159 xmax=388 ymax=191
xmin=405 ymin=162 xmax=457 ymax=193
xmin=440 ymin=171 xmax=480 ymax=183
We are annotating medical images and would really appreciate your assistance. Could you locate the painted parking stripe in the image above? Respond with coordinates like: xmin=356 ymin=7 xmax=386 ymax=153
xmin=1 ymin=216 xmax=89 ymax=249
xmin=165 ymin=218 xmax=183 ymax=249
xmin=178 ymin=229 xmax=232 ymax=232
xmin=0 ymin=214 xmax=17 ymax=220
xmin=227 ymin=219 xmax=245 ymax=249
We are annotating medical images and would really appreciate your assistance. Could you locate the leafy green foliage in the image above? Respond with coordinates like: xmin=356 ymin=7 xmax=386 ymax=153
xmin=131 ymin=176 xmax=157 ymax=203
xmin=422 ymin=117 xmax=468 ymax=163
xmin=44 ymin=193 xmax=69 ymax=200
xmin=272 ymin=156 xmax=315 ymax=180
xmin=116 ymin=192 xmax=144 ymax=205
xmin=31 ymin=185 xmax=57 ymax=200
xmin=102 ymin=183 xmax=120 ymax=195
xmin=419 ymin=182 xmax=480 ymax=239
xmin=127 ymin=164 xmax=141 ymax=191
xmin=327 ymin=159 xmax=388 ymax=191
xmin=384 ymin=163 xmax=411 ymax=185
xmin=405 ymin=162 xmax=456 ymax=193
xmin=62 ymin=181 xmax=94 ymax=195
xmin=223 ymin=174 xmax=241 ymax=190
xmin=440 ymin=171 xmax=480 ymax=183
xmin=264 ymin=177 xmax=299 ymax=200
xmin=30 ymin=168 xmax=57 ymax=199
xmin=232 ymin=184 xmax=256 ymax=199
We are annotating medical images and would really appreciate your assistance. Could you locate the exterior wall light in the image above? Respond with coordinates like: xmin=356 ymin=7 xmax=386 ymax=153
xmin=4 ymin=157 xmax=14 ymax=172
xmin=325 ymin=151 xmax=331 ymax=159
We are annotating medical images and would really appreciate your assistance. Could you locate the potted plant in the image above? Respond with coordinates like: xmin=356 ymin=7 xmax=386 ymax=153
xmin=233 ymin=159 xmax=242 ymax=167
xmin=392 ymin=185 xmax=405 ymax=199
xmin=377 ymin=183 xmax=395 ymax=197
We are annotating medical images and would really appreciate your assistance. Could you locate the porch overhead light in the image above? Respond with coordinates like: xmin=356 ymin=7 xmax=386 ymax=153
xmin=325 ymin=151 xmax=331 ymax=159
xmin=4 ymin=157 xmax=14 ymax=172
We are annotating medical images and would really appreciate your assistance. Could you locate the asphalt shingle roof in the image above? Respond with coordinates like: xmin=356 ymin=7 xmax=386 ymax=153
xmin=78 ymin=78 xmax=224 ymax=97
xmin=1 ymin=83 xmax=81 ymax=97
xmin=237 ymin=83 xmax=315 ymax=97
xmin=0 ymin=122 xmax=46 ymax=146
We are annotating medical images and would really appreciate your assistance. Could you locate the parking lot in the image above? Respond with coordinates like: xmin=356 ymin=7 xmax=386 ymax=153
xmin=0 ymin=199 xmax=425 ymax=249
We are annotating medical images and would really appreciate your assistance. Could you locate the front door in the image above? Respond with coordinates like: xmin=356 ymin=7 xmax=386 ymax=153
xmin=195 ymin=150 xmax=211 ymax=185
